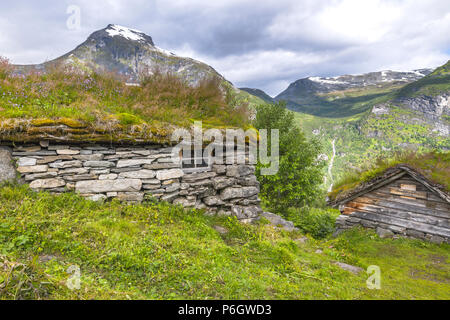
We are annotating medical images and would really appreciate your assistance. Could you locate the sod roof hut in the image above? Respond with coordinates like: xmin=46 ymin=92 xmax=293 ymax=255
xmin=328 ymin=164 xmax=450 ymax=244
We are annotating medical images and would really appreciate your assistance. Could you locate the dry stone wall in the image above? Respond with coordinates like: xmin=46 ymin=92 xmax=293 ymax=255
xmin=10 ymin=143 xmax=262 ymax=223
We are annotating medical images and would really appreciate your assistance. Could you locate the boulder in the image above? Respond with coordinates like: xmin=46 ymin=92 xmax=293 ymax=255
xmin=231 ymin=205 xmax=262 ymax=220
xmin=75 ymin=179 xmax=142 ymax=193
xmin=260 ymin=212 xmax=297 ymax=231
xmin=0 ymin=148 xmax=17 ymax=183
xmin=333 ymin=262 xmax=364 ymax=275
xmin=376 ymin=227 xmax=394 ymax=238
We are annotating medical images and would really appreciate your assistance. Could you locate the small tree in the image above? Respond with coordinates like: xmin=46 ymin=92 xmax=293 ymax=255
xmin=254 ymin=102 xmax=325 ymax=214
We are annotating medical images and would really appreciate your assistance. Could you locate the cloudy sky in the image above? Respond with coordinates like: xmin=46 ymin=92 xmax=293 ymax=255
xmin=1 ymin=0 xmax=450 ymax=96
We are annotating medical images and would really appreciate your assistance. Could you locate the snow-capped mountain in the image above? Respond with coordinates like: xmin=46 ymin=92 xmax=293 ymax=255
xmin=14 ymin=24 xmax=223 ymax=85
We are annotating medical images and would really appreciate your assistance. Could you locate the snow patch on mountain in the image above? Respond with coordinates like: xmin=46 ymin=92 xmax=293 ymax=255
xmin=106 ymin=24 xmax=146 ymax=42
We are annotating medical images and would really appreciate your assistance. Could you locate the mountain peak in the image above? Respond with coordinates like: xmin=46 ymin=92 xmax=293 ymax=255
xmin=104 ymin=24 xmax=150 ymax=43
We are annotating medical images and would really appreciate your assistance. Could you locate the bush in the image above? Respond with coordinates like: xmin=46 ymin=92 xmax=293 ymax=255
xmin=286 ymin=207 xmax=340 ymax=239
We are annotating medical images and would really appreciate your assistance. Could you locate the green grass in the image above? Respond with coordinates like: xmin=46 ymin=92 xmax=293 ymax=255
xmin=0 ymin=58 xmax=250 ymax=143
xmin=0 ymin=183 xmax=448 ymax=300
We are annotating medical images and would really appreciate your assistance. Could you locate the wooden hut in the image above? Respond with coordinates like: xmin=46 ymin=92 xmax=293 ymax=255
xmin=329 ymin=165 xmax=450 ymax=244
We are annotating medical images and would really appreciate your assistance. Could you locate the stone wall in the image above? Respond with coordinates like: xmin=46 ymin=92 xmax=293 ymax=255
xmin=8 ymin=142 xmax=262 ymax=223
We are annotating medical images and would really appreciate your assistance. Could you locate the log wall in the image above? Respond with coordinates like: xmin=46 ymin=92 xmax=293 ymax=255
xmin=335 ymin=174 xmax=450 ymax=244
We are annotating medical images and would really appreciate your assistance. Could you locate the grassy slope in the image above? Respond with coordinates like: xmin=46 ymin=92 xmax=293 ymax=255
xmin=1 ymin=183 xmax=449 ymax=300
xmin=0 ymin=59 xmax=252 ymax=143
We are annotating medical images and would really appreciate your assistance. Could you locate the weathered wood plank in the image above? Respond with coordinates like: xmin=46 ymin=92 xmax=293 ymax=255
xmin=368 ymin=190 xmax=450 ymax=212
xmin=348 ymin=210 xmax=450 ymax=238
xmin=357 ymin=194 xmax=450 ymax=218
xmin=387 ymin=187 xmax=428 ymax=199
xmin=346 ymin=201 xmax=450 ymax=228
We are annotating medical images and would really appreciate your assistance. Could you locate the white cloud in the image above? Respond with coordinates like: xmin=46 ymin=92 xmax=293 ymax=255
xmin=0 ymin=0 xmax=449 ymax=95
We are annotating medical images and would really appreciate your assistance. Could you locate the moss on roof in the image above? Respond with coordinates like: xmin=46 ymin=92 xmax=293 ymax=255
xmin=0 ymin=58 xmax=251 ymax=143
xmin=329 ymin=151 xmax=450 ymax=202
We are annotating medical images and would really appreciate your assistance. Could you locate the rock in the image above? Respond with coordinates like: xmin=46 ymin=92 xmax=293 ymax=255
xmin=39 ymin=141 xmax=50 ymax=148
xmin=376 ymin=227 xmax=394 ymax=239
xmin=212 ymin=165 xmax=226 ymax=174
xmin=220 ymin=186 xmax=259 ymax=200
xmin=117 ymin=192 xmax=144 ymax=202
xmin=17 ymin=157 xmax=37 ymax=166
xmin=226 ymin=165 xmax=255 ymax=177
xmin=333 ymin=262 xmax=364 ymax=275
xmin=85 ymin=194 xmax=107 ymax=201
xmin=37 ymin=155 xmax=73 ymax=164
xmin=99 ymin=173 xmax=118 ymax=180
xmin=143 ymin=162 xmax=180 ymax=170
xmin=406 ymin=229 xmax=425 ymax=239
xmin=24 ymin=171 xmax=58 ymax=181
xmin=141 ymin=178 xmax=160 ymax=184
xmin=73 ymin=154 xmax=104 ymax=161
xmin=315 ymin=249 xmax=323 ymax=254
xmin=13 ymin=151 xmax=56 ymax=156
xmin=56 ymin=149 xmax=80 ymax=155
xmin=156 ymin=169 xmax=184 ymax=180
xmin=260 ymin=212 xmax=297 ymax=231
xmin=237 ymin=176 xmax=259 ymax=186
xmin=429 ymin=235 xmax=444 ymax=244
xmin=212 ymin=176 xmax=235 ymax=190
xmin=173 ymin=196 xmax=197 ymax=207
xmin=90 ymin=169 xmax=110 ymax=175
xmin=83 ymin=161 xmax=115 ymax=168
xmin=49 ymin=160 xmax=82 ymax=169
xmin=231 ymin=205 xmax=262 ymax=220
xmin=203 ymin=196 xmax=224 ymax=206
xmin=0 ymin=148 xmax=17 ymax=183
xmin=58 ymin=167 xmax=89 ymax=175
xmin=182 ymin=171 xmax=216 ymax=182
xmin=161 ymin=191 xmax=180 ymax=202
xmin=213 ymin=225 xmax=228 ymax=235
xmin=14 ymin=146 xmax=41 ymax=152
xmin=143 ymin=184 xmax=162 ymax=190
xmin=116 ymin=159 xmax=154 ymax=168
xmin=17 ymin=165 xmax=48 ymax=173
xmin=165 ymin=183 xmax=181 ymax=193
xmin=63 ymin=174 xmax=99 ymax=182
xmin=295 ymin=237 xmax=308 ymax=244
xmin=118 ymin=169 xmax=156 ymax=179
xmin=29 ymin=178 xmax=66 ymax=189
xmin=75 ymin=179 xmax=142 ymax=193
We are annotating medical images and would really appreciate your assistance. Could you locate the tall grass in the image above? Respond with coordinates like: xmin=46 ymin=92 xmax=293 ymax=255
xmin=0 ymin=57 xmax=249 ymax=129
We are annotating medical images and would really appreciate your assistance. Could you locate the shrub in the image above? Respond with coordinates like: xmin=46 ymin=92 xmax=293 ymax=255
xmin=286 ymin=207 xmax=340 ymax=239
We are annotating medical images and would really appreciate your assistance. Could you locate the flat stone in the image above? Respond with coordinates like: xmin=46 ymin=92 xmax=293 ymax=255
xmin=24 ymin=171 xmax=58 ymax=181
xmin=90 ymin=169 xmax=110 ymax=175
xmin=39 ymin=141 xmax=50 ymax=148
xmin=141 ymin=178 xmax=160 ymax=184
xmin=333 ymin=262 xmax=364 ymax=275
xmin=260 ymin=212 xmax=297 ymax=231
xmin=0 ymin=148 xmax=17 ymax=183
xmin=17 ymin=157 xmax=37 ymax=166
xmin=75 ymin=179 xmax=142 ymax=193
xmin=182 ymin=171 xmax=216 ymax=182
xmin=226 ymin=165 xmax=255 ymax=177
xmin=79 ymin=150 xmax=93 ymax=155
xmin=406 ymin=229 xmax=425 ymax=239
xmin=203 ymin=196 xmax=224 ymax=206
xmin=83 ymin=161 xmax=115 ymax=168
xmin=156 ymin=169 xmax=184 ymax=180
xmin=143 ymin=162 xmax=180 ymax=170
xmin=49 ymin=160 xmax=82 ymax=169
xmin=56 ymin=149 xmax=80 ymax=155
xmin=64 ymin=174 xmax=99 ymax=182
xmin=161 ymin=191 xmax=180 ymax=202
xmin=99 ymin=173 xmax=118 ymax=180
xmin=429 ymin=235 xmax=444 ymax=244
xmin=48 ymin=145 xmax=70 ymax=150
xmin=116 ymin=159 xmax=154 ymax=168
xmin=14 ymin=146 xmax=41 ymax=152
xmin=17 ymin=165 xmax=48 ymax=174
xmin=231 ymin=205 xmax=262 ymax=219
xmin=37 ymin=155 xmax=73 ymax=164
xmin=29 ymin=178 xmax=66 ymax=189
xmin=117 ymin=192 xmax=144 ymax=202
xmin=58 ymin=167 xmax=89 ymax=175
xmin=143 ymin=184 xmax=162 ymax=190
xmin=73 ymin=154 xmax=104 ymax=161
xmin=118 ymin=169 xmax=156 ymax=179
xmin=12 ymin=151 xmax=56 ymax=156
xmin=220 ymin=186 xmax=259 ymax=200
xmin=173 ymin=196 xmax=197 ymax=207
xmin=212 ymin=165 xmax=226 ymax=174
xmin=165 ymin=183 xmax=180 ymax=193
xmin=85 ymin=194 xmax=107 ymax=201
xmin=212 ymin=176 xmax=235 ymax=190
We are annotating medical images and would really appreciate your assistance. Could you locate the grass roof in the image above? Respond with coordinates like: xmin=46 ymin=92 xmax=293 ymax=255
xmin=329 ymin=151 xmax=450 ymax=202
xmin=0 ymin=57 xmax=250 ymax=144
